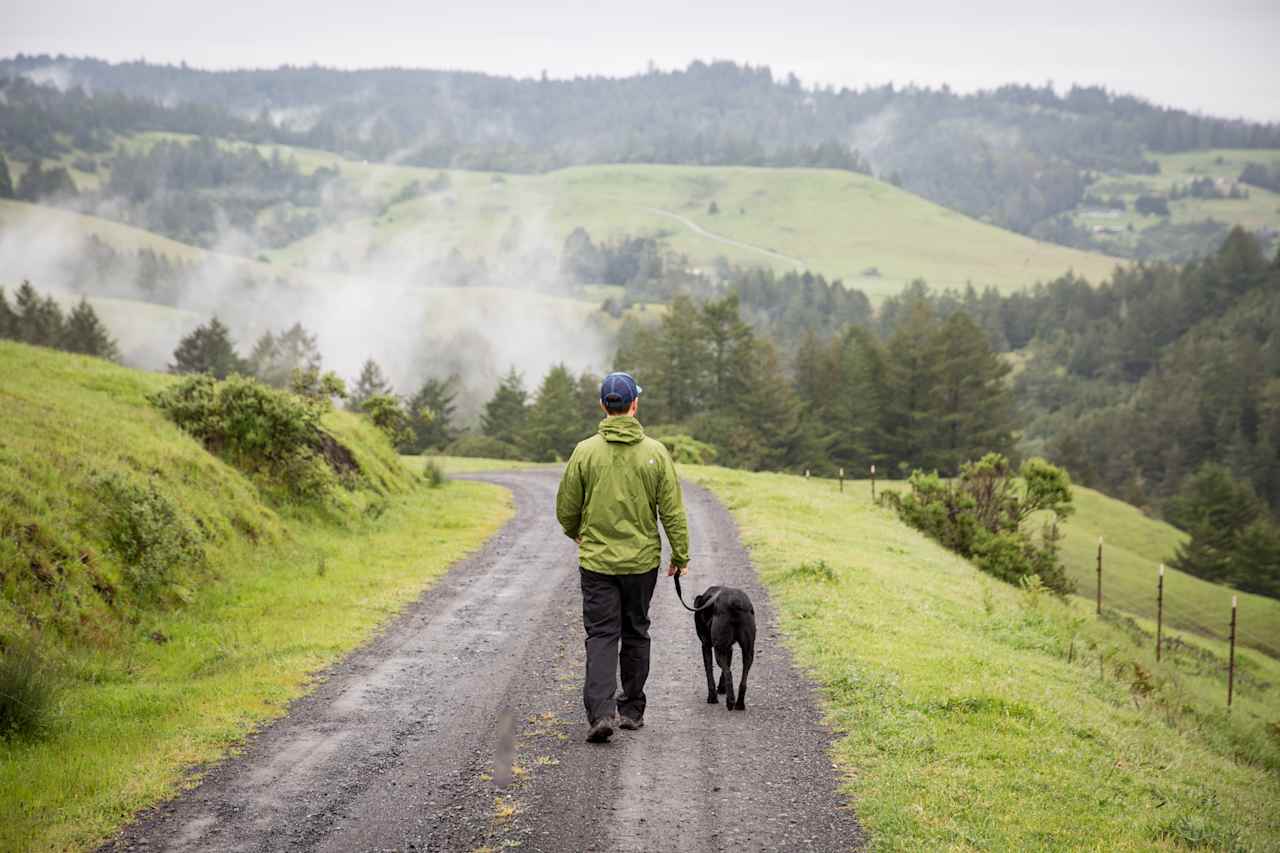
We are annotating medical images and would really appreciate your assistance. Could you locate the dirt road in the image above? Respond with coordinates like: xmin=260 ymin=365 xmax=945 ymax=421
xmin=646 ymin=207 xmax=808 ymax=269
xmin=105 ymin=469 xmax=863 ymax=852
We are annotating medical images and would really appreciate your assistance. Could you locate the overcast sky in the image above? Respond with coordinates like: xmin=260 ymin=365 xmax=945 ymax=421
xmin=5 ymin=0 xmax=1278 ymax=121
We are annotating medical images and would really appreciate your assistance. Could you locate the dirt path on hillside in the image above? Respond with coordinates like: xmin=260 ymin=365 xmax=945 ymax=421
xmin=104 ymin=470 xmax=863 ymax=852
xmin=646 ymin=207 xmax=808 ymax=268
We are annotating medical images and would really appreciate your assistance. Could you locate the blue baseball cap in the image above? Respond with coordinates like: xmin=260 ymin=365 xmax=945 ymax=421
xmin=600 ymin=372 xmax=642 ymax=408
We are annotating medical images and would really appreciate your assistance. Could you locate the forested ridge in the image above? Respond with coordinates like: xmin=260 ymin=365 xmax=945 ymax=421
xmin=4 ymin=56 xmax=1279 ymax=236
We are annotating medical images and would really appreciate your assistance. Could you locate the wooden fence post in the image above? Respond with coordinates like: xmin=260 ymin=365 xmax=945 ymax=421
xmin=839 ymin=467 xmax=844 ymax=493
xmin=1156 ymin=564 xmax=1164 ymax=662
xmin=1228 ymin=595 xmax=1237 ymax=710
xmin=870 ymin=464 xmax=876 ymax=501
xmin=1096 ymin=537 xmax=1103 ymax=615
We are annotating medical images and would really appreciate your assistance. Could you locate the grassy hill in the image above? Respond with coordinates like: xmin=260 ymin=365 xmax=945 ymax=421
xmin=0 ymin=342 xmax=511 ymax=851
xmin=1070 ymin=148 xmax=1280 ymax=258
xmin=685 ymin=466 xmax=1279 ymax=850
xmin=1058 ymin=486 xmax=1280 ymax=658
xmin=261 ymin=155 xmax=1122 ymax=299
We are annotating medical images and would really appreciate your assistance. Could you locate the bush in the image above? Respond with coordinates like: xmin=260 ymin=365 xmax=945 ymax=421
xmin=93 ymin=472 xmax=206 ymax=596
xmin=421 ymin=459 xmax=448 ymax=488
xmin=444 ymin=434 xmax=524 ymax=460
xmin=0 ymin=640 xmax=60 ymax=741
xmin=361 ymin=393 xmax=413 ymax=449
xmin=655 ymin=434 xmax=718 ymax=465
xmin=150 ymin=374 xmax=358 ymax=500
xmin=884 ymin=454 xmax=1075 ymax=593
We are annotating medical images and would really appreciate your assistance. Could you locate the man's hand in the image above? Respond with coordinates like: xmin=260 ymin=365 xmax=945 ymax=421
xmin=667 ymin=561 xmax=688 ymax=577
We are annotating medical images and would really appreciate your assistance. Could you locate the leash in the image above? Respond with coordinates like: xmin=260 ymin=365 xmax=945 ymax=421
xmin=673 ymin=572 xmax=720 ymax=613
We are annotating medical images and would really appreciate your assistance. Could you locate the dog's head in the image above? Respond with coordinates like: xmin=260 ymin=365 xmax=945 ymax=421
xmin=693 ymin=585 xmax=722 ymax=609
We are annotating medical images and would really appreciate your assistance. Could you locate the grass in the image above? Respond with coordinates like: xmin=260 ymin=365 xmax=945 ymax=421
xmin=687 ymin=466 xmax=1280 ymax=851
xmin=0 ymin=342 xmax=514 ymax=851
xmin=1057 ymin=486 xmax=1280 ymax=658
xmin=406 ymin=455 xmax=550 ymax=475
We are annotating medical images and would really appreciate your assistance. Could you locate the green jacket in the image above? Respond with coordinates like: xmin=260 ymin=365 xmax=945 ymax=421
xmin=556 ymin=415 xmax=690 ymax=574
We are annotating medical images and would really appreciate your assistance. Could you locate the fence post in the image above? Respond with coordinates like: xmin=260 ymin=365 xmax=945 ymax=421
xmin=805 ymin=469 xmax=810 ymax=479
xmin=1228 ymin=595 xmax=1237 ymax=710
xmin=839 ymin=467 xmax=844 ymax=493
xmin=1156 ymin=564 xmax=1164 ymax=662
xmin=1096 ymin=537 xmax=1103 ymax=615
xmin=870 ymin=464 xmax=876 ymax=501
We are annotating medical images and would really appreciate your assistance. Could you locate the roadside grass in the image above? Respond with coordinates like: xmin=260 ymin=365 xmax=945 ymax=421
xmin=406 ymin=455 xmax=550 ymax=475
xmin=687 ymin=467 xmax=1280 ymax=851
xmin=0 ymin=343 xmax=513 ymax=851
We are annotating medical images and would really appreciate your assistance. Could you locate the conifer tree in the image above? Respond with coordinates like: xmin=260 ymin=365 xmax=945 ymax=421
xmin=0 ymin=287 xmax=16 ymax=339
xmin=481 ymin=367 xmax=529 ymax=448
xmin=576 ymin=371 xmax=604 ymax=436
xmin=170 ymin=317 xmax=244 ymax=378
xmin=930 ymin=312 xmax=1013 ymax=474
xmin=14 ymin=281 xmax=65 ymax=347
xmin=884 ymin=298 xmax=941 ymax=472
xmin=827 ymin=327 xmax=893 ymax=472
xmin=0 ymin=155 xmax=13 ymax=199
xmin=526 ymin=364 xmax=586 ymax=461
xmin=248 ymin=323 xmax=322 ymax=387
xmin=62 ymin=298 xmax=120 ymax=361
xmin=406 ymin=375 xmax=460 ymax=453
xmin=349 ymin=357 xmax=393 ymax=411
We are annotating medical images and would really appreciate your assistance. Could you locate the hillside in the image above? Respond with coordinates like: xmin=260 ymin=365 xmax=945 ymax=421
xmin=6 ymin=56 xmax=1279 ymax=239
xmin=1058 ymin=486 xmax=1280 ymax=657
xmin=0 ymin=342 xmax=511 ymax=851
xmin=687 ymin=466 xmax=1279 ymax=849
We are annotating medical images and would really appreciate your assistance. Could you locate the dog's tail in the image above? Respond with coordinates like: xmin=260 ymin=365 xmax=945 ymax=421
xmin=673 ymin=575 xmax=719 ymax=613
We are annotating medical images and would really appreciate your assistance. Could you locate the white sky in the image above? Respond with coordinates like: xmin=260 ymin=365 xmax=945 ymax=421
xmin=5 ymin=0 xmax=1279 ymax=122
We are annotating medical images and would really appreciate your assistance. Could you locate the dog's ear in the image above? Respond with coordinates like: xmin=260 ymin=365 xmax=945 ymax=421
xmin=693 ymin=593 xmax=707 ymax=608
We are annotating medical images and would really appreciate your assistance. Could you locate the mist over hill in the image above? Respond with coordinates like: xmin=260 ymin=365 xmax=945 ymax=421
xmin=5 ymin=54 xmax=1279 ymax=236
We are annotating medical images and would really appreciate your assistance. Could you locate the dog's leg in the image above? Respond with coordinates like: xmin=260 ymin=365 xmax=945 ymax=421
xmin=735 ymin=642 xmax=754 ymax=711
xmin=702 ymin=642 xmax=718 ymax=703
xmin=715 ymin=646 xmax=734 ymax=711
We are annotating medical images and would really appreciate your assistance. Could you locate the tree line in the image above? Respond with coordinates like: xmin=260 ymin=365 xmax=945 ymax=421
xmin=0 ymin=281 xmax=119 ymax=360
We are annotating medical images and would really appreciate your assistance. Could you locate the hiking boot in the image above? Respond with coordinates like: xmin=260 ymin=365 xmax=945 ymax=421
xmin=616 ymin=715 xmax=644 ymax=731
xmin=585 ymin=716 xmax=615 ymax=743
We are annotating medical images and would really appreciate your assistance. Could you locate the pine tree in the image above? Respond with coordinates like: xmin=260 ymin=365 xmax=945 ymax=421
xmin=61 ymin=298 xmax=120 ymax=361
xmin=349 ymin=357 xmax=392 ymax=411
xmin=14 ymin=281 xmax=65 ymax=347
xmin=406 ymin=375 xmax=460 ymax=453
xmin=0 ymin=287 xmax=17 ymax=339
xmin=481 ymin=367 xmax=529 ymax=448
xmin=526 ymin=364 xmax=586 ymax=461
xmin=576 ymin=371 xmax=604 ymax=436
xmin=884 ymin=299 xmax=941 ymax=473
xmin=0 ymin=155 xmax=13 ymax=200
xmin=1168 ymin=464 xmax=1262 ymax=583
xmin=827 ymin=326 xmax=893 ymax=472
xmin=170 ymin=317 xmax=245 ymax=378
xmin=248 ymin=323 xmax=322 ymax=387
xmin=930 ymin=312 xmax=1013 ymax=474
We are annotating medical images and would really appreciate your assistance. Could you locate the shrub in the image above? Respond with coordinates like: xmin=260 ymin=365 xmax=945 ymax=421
xmin=884 ymin=454 xmax=1075 ymax=593
xmin=655 ymin=434 xmax=718 ymax=465
xmin=0 ymin=640 xmax=60 ymax=741
xmin=93 ymin=472 xmax=206 ymax=596
xmin=361 ymin=393 xmax=413 ymax=449
xmin=444 ymin=434 xmax=524 ymax=460
xmin=422 ymin=459 xmax=449 ymax=488
xmin=150 ymin=374 xmax=358 ymax=500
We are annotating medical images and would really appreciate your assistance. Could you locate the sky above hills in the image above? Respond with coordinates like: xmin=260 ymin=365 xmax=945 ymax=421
xmin=5 ymin=0 xmax=1278 ymax=122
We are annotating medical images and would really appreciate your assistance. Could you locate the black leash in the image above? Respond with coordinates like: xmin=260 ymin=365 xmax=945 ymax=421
xmin=673 ymin=573 xmax=720 ymax=613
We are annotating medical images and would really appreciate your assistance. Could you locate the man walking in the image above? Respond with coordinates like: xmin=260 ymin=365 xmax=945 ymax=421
xmin=555 ymin=371 xmax=690 ymax=743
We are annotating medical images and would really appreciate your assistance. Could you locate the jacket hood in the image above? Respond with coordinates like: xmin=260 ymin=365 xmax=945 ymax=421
xmin=598 ymin=415 xmax=645 ymax=444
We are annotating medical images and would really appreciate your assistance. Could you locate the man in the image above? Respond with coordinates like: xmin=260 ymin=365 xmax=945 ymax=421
xmin=555 ymin=371 xmax=690 ymax=743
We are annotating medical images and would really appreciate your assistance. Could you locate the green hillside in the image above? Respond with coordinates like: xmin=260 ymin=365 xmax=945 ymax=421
xmin=1059 ymin=486 xmax=1280 ymax=658
xmin=687 ymin=467 xmax=1279 ymax=850
xmin=0 ymin=342 xmax=511 ymax=851
xmin=262 ymin=156 xmax=1122 ymax=299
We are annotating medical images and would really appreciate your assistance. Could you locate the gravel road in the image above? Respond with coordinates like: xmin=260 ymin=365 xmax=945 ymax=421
xmin=104 ymin=469 xmax=863 ymax=852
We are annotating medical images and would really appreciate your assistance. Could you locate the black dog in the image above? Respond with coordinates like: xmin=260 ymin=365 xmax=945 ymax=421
xmin=693 ymin=586 xmax=756 ymax=711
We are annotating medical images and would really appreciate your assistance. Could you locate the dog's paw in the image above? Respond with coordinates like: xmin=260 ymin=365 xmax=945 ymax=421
xmin=706 ymin=694 xmax=719 ymax=704
xmin=724 ymin=698 xmax=735 ymax=711
xmin=733 ymin=701 xmax=746 ymax=711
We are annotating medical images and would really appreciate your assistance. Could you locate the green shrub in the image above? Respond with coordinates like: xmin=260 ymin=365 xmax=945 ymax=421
xmin=785 ymin=559 xmax=838 ymax=583
xmin=150 ymin=374 xmax=358 ymax=500
xmin=93 ymin=472 xmax=206 ymax=596
xmin=655 ymin=433 xmax=718 ymax=465
xmin=0 ymin=640 xmax=60 ymax=742
xmin=361 ymin=393 xmax=413 ymax=449
xmin=444 ymin=434 xmax=525 ymax=460
xmin=884 ymin=454 xmax=1075 ymax=593
xmin=421 ymin=459 xmax=448 ymax=488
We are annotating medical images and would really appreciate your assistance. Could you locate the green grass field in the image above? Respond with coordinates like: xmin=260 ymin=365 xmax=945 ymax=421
xmin=686 ymin=466 xmax=1280 ymax=850
xmin=1057 ymin=486 xmax=1280 ymax=658
xmin=0 ymin=343 xmax=513 ymax=851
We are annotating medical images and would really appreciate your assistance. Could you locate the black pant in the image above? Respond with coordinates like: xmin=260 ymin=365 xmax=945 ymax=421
xmin=579 ymin=566 xmax=659 ymax=724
